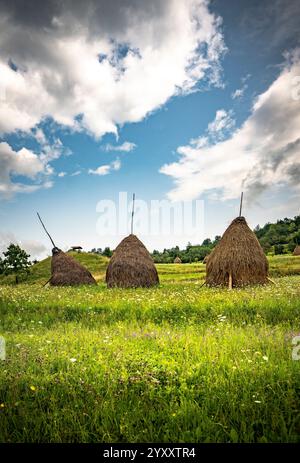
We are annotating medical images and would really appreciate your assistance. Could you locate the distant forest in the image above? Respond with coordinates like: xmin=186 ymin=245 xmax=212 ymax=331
xmin=90 ymin=215 xmax=300 ymax=263
xmin=152 ymin=215 xmax=300 ymax=263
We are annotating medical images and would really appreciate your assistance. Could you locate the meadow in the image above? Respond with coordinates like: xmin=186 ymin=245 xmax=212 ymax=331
xmin=0 ymin=254 xmax=300 ymax=443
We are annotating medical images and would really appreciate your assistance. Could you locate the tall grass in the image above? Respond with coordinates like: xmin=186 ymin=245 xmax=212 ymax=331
xmin=0 ymin=256 xmax=300 ymax=442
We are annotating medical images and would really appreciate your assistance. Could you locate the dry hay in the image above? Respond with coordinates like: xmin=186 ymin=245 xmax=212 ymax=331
xmin=203 ymin=253 xmax=212 ymax=264
xmin=293 ymin=245 xmax=300 ymax=256
xmin=106 ymin=234 xmax=159 ymax=288
xmin=50 ymin=248 xmax=97 ymax=286
xmin=205 ymin=216 xmax=269 ymax=287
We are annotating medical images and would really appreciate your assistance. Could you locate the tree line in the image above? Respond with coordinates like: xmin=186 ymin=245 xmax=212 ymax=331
xmin=89 ymin=215 xmax=300 ymax=263
xmin=1 ymin=215 xmax=299 ymax=281
xmin=149 ymin=215 xmax=300 ymax=263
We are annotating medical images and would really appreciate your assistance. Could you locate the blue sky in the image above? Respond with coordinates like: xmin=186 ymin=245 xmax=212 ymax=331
xmin=0 ymin=0 xmax=300 ymax=258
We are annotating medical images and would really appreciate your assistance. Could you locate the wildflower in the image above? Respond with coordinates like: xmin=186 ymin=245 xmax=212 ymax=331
xmin=70 ymin=358 xmax=77 ymax=363
xmin=0 ymin=403 xmax=4 ymax=408
xmin=254 ymin=400 xmax=261 ymax=403
xmin=30 ymin=385 xmax=36 ymax=391
xmin=262 ymin=356 xmax=268 ymax=361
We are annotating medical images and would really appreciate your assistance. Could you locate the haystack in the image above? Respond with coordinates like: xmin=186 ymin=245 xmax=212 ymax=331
xmin=174 ymin=256 xmax=182 ymax=264
xmin=50 ymin=247 xmax=96 ymax=286
xmin=293 ymin=245 xmax=300 ymax=256
xmin=106 ymin=234 xmax=159 ymax=288
xmin=206 ymin=216 xmax=269 ymax=287
xmin=37 ymin=212 xmax=96 ymax=286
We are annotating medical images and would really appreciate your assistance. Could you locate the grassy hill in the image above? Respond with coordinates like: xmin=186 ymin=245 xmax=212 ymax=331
xmin=0 ymin=252 xmax=109 ymax=285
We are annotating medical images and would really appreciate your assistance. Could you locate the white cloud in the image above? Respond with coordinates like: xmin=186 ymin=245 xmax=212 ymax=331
xmin=187 ymin=109 xmax=235 ymax=150
xmin=0 ymin=231 xmax=47 ymax=260
xmin=89 ymin=158 xmax=121 ymax=176
xmin=103 ymin=141 xmax=137 ymax=152
xmin=207 ymin=109 xmax=235 ymax=139
xmin=231 ymin=74 xmax=251 ymax=100
xmin=111 ymin=159 xmax=121 ymax=170
xmin=0 ymin=141 xmax=53 ymax=197
xmin=89 ymin=165 xmax=111 ymax=176
xmin=231 ymin=84 xmax=248 ymax=100
xmin=0 ymin=0 xmax=225 ymax=140
xmin=70 ymin=170 xmax=81 ymax=177
xmin=58 ymin=171 xmax=66 ymax=177
xmin=0 ymin=127 xmax=70 ymax=195
xmin=160 ymin=51 xmax=300 ymax=202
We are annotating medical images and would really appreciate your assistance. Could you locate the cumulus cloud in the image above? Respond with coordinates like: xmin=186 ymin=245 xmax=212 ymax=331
xmin=160 ymin=51 xmax=300 ymax=202
xmin=0 ymin=231 xmax=47 ymax=259
xmin=0 ymin=0 xmax=225 ymax=140
xmin=103 ymin=141 xmax=137 ymax=152
xmin=0 ymin=126 xmax=69 ymax=196
xmin=0 ymin=141 xmax=53 ymax=197
xmin=89 ymin=158 xmax=121 ymax=176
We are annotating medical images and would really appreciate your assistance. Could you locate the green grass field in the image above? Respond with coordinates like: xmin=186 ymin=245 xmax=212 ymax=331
xmin=0 ymin=254 xmax=300 ymax=443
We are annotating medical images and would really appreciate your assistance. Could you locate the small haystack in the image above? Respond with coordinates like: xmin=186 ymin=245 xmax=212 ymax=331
xmin=174 ymin=256 xmax=182 ymax=264
xmin=206 ymin=216 xmax=269 ymax=287
xmin=37 ymin=213 xmax=96 ymax=286
xmin=51 ymin=247 xmax=96 ymax=286
xmin=106 ymin=234 xmax=159 ymax=288
xmin=293 ymin=245 xmax=300 ymax=256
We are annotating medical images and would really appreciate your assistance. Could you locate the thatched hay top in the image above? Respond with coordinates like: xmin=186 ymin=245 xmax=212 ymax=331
xmin=206 ymin=216 xmax=269 ymax=287
xmin=174 ymin=256 xmax=182 ymax=264
xmin=106 ymin=234 xmax=159 ymax=288
xmin=293 ymin=245 xmax=300 ymax=256
xmin=50 ymin=248 xmax=97 ymax=286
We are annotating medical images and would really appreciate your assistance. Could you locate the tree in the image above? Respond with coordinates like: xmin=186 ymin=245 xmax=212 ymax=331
xmin=102 ymin=247 xmax=112 ymax=258
xmin=2 ymin=244 xmax=31 ymax=283
xmin=274 ymin=244 xmax=285 ymax=255
xmin=213 ymin=235 xmax=221 ymax=244
xmin=0 ymin=257 xmax=6 ymax=275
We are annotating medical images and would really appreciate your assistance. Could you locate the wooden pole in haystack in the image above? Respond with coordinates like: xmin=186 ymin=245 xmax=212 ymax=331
xmin=228 ymin=272 xmax=233 ymax=290
xmin=239 ymin=192 xmax=244 ymax=217
xmin=37 ymin=212 xmax=57 ymax=248
xmin=131 ymin=193 xmax=135 ymax=235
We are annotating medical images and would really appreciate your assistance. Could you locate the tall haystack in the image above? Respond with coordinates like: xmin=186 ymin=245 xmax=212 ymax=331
xmin=206 ymin=216 xmax=269 ymax=287
xmin=37 ymin=213 xmax=96 ymax=286
xmin=293 ymin=245 xmax=300 ymax=256
xmin=106 ymin=234 xmax=159 ymax=288
xmin=174 ymin=256 xmax=182 ymax=264
xmin=50 ymin=247 xmax=96 ymax=286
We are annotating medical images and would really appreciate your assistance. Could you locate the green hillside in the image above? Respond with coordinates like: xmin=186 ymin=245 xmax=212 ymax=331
xmin=0 ymin=252 xmax=109 ymax=285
